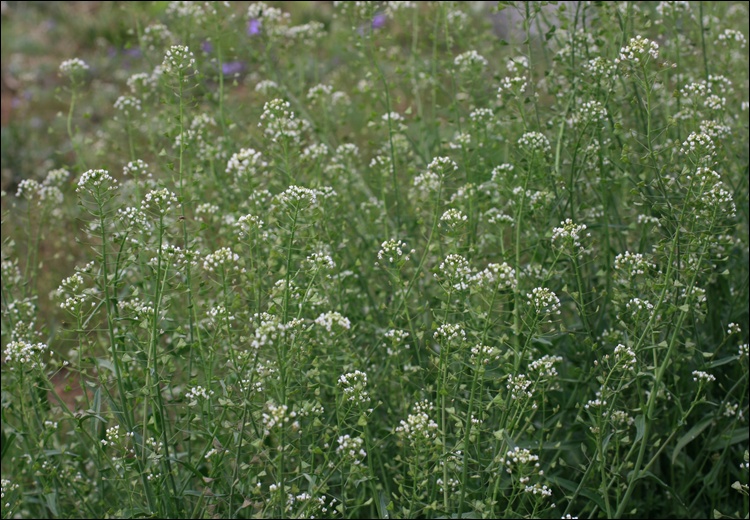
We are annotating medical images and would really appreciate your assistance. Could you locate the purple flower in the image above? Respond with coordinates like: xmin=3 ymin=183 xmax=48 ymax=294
xmin=124 ymin=48 xmax=142 ymax=58
xmin=222 ymin=61 xmax=246 ymax=76
xmin=247 ymin=19 xmax=261 ymax=36
xmin=372 ymin=13 xmax=387 ymax=29
xmin=201 ymin=41 xmax=214 ymax=54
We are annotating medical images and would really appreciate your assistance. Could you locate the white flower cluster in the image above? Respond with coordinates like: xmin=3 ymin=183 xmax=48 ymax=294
xmin=609 ymin=410 xmax=635 ymax=427
xmin=284 ymin=20 xmax=327 ymax=45
xmin=250 ymin=313 xmax=302 ymax=351
xmin=247 ymin=2 xmax=291 ymax=39
xmin=142 ymin=188 xmax=179 ymax=216
xmin=185 ymin=385 xmax=214 ymax=404
xmin=446 ymin=8 xmax=468 ymax=28
xmin=385 ymin=1 xmax=416 ymax=16
xmin=324 ymin=143 xmax=359 ymax=176
xmin=699 ymin=120 xmax=731 ymax=140
xmin=529 ymin=354 xmax=563 ymax=378
xmin=470 ymin=344 xmax=500 ymax=365
xmin=162 ymin=45 xmax=195 ymax=75
xmin=614 ymin=35 xmax=659 ymax=65
xmin=585 ymin=389 xmax=607 ymax=410
xmin=412 ymin=170 xmax=441 ymax=196
xmin=123 ymin=159 xmax=149 ymax=178
xmin=483 ymin=208 xmax=514 ymax=225
xmin=118 ymin=298 xmax=154 ymax=322
xmin=500 ymin=446 xmax=539 ymax=473
xmin=454 ymin=50 xmax=488 ymax=74
xmin=166 ymin=1 xmax=206 ymax=20
xmin=301 ymin=143 xmax=329 ymax=162
xmin=551 ymin=219 xmax=590 ymax=253
xmin=427 ymin=156 xmax=459 ymax=177
xmin=680 ymin=131 xmax=716 ymax=158
xmin=440 ymin=208 xmax=468 ymax=229
xmin=57 ymin=273 xmax=89 ymax=313
xmin=434 ymin=323 xmax=466 ymax=343
xmin=274 ymin=185 xmax=321 ymax=209
xmin=448 ymin=131 xmax=471 ymax=149
xmin=489 ymin=164 xmax=514 ymax=185
xmin=396 ymin=400 xmax=438 ymax=445
xmin=336 ymin=435 xmax=367 ymax=465
xmin=472 ymin=262 xmax=517 ymax=291
xmin=141 ymin=23 xmax=173 ymax=52
xmin=715 ymin=29 xmax=747 ymax=48
xmin=518 ymin=131 xmax=551 ymax=155
xmin=195 ymin=203 xmax=219 ymax=217
xmin=207 ymin=304 xmax=235 ymax=325
xmin=655 ymin=1 xmax=691 ymax=19
xmin=571 ymin=100 xmax=607 ymax=127
xmin=127 ymin=72 xmax=159 ymax=97
xmin=4 ymin=340 xmax=48 ymax=371
xmin=114 ymin=95 xmax=142 ymax=117
xmin=376 ymin=239 xmax=415 ymax=267
xmin=305 ymin=251 xmax=335 ymax=272
xmin=614 ymin=251 xmax=653 ymax=278
xmin=259 ymin=98 xmax=309 ymax=146
xmin=437 ymin=476 xmax=460 ymax=494
xmin=77 ymin=169 xmax=118 ymax=194
xmin=381 ymin=111 xmax=407 ymax=132
xmin=2 ymin=259 xmax=23 ymax=287
xmin=59 ymin=57 xmax=89 ymax=79
xmin=148 ymin=244 xmax=196 ymax=274
xmin=497 ymin=75 xmax=527 ymax=98
xmin=255 ymin=79 xmax=279 ymax=95
xmin=314 ymin=311 xmax=351 ymax=335
xmin=704 ymin=94 xmax=725 ymax=111
xmin=226 ymin=148 xmax=267 ymax=179
xmin=15 ymin=177 xmax=65 ymax=205
xmin=525 ymin=483 xmax=552 ymax=497
xmin=506 ymin=374 xmax=533 ymax=399
xmin=583 ymin=57 xmax=615 ymax=81
xmin=638 ymin=214 xmax=661 ymax=226
xmin=687 ymin=167 xmax=736 ymax=218
xmin=727 ymin=323 xmax=741 ymax=335
xmin=692 ymin=370 xmax=715 ymax=383
xmin=383 ymin=329 xmax=410 ymax=356
xmin=614 ymin=344 xmax=637 ymax=372
xmin=469 ymin=107 xmax=497 ymax=133
xmin=529 ymin=287 xmax=561 ymax=317
xmin=435 ymin=254 xmax=473 ymax=291
xmin=235 ymin=214 xmax=266 ymax=240
xmin=203 ymin=247 xmax=241 ymax=273
xmin=338 ymin=370 xmax=369 ymax=404
xmin=626 ymin=297 xmax=654 ymax=315
xmin=261 ymin=401 xmax=298 ymax=436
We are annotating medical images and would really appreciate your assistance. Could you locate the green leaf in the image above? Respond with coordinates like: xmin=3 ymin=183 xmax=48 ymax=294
xmin=706 ymin=356 xmax=740 ymax=368
xmin=1 ymin=431 xmax=17 ymax=462
xmin=547 ymin=475 xmax=607 ymax=512
xmin=672 ymin=417 xmax=713 ymax=464
xmin=637 ymin=470 xmax=671 ymax=490
xmin=707 ymin=428 xmax=749 ymax=451
xmin=45 ymin=492 xmax=59 ymax=517
xmin=634 ymin=415 xmax=645 ymax=443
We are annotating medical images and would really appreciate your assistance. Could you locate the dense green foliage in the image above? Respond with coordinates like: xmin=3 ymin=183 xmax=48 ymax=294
xmin=1 ymin=2 xmax=748 ymax=518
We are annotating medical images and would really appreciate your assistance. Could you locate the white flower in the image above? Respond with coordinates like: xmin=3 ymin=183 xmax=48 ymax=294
xmin=454 ymin=50 xmax=488 ymax=74
xmin=614 ymin=35 xmax=659 ymax=65
xmin=59 ymin=58 xmax=89 ymax=79
xmin=162 ymin=45 xmax=195 ymax=75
